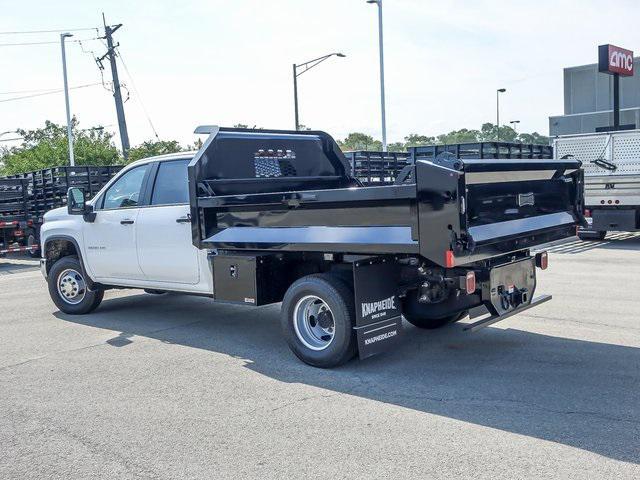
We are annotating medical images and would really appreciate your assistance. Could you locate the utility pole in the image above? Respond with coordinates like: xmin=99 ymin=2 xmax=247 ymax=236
xmin=60 ymin=33 xmax=75 ymax=166
xmin=97 ymin=14 xmax=130 ymax=159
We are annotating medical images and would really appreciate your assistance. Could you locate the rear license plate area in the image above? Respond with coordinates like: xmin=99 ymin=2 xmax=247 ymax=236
xmin=482 ymin=258 xmax=536 ymax=316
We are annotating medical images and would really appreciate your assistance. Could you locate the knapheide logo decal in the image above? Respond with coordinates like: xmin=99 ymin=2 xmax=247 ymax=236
xmin=362 ymin=296 xmax=396 ymax=319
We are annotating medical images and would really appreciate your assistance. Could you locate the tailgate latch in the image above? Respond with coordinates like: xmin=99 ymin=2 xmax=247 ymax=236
xmin=517 ymin=192 xmax=535 ymax=207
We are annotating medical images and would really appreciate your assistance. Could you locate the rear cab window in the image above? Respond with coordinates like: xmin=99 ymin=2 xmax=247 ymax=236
xmin=151 ymin=159 xmax=190 ymax=205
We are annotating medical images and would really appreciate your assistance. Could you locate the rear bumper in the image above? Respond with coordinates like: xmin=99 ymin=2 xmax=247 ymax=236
xmin=464 ymin=294 xmax=552 ymax=332
xmin=583 ymin=208 xmax=638 ymax=232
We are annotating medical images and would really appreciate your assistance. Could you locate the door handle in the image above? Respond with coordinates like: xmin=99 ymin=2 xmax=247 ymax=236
xmin=120 ymin=219 xmax=134 ymax=225
xmin=176 ymin=214 xmax=191 ymax=224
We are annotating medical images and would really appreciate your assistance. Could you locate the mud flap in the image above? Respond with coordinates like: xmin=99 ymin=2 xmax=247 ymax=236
xmin=353 ymin=257 xmax=403 ymax=360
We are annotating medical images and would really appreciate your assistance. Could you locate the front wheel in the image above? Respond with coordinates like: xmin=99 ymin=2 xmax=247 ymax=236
xmin=281 ymin=274 xmax=357 ymax=368
xmin=48 ymin=256 xmax=103 ymax=314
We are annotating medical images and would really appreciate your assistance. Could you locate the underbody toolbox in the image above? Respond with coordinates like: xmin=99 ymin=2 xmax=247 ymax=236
xmin=212 ymin=252 xmax=289 ymax=305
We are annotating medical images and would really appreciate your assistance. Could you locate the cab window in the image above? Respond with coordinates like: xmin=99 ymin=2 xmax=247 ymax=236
xmin=101 ymin=164 xmax=150 ymax=210
xmin=151 ymin=160 xmax=190 ymax=205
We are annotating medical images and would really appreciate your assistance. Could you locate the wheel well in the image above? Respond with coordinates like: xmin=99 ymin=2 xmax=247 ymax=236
xmin=44 ymin=239 xmax=78 ymax=275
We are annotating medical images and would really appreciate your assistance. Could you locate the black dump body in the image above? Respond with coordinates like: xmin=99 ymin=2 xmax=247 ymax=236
xmin=189 ymin=127 xmax=583 ymax=268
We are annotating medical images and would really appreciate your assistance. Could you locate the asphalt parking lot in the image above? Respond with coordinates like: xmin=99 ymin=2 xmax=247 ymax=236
xmin=1 ymin=235 xmax=639 ymax=479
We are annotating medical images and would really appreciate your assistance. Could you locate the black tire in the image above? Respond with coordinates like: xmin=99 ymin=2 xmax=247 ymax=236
xmin=578 ymin=230 xmax=606 ymax=241
xmin=27 ymin=234 xmax=40 ymax=258
xmin=48 ymin=256 xmax=103 ymax=314
xmin=281 ymin=273 xmax=357 ymax=368
xmin=144 ymin=289 xmax=167 ymax=295
xmin=402 ymin=294 xmax=468 ymax=329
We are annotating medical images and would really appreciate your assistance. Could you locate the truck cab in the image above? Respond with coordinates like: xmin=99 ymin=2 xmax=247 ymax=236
xmin=40 ymin=152 xmax=214 ymax=299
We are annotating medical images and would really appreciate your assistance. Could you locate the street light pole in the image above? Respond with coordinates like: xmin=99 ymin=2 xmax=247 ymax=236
xmin=510 ymin=120 xmax=520 ymax=132
xmin=367 ymin=0 xmax=387 ymax=151
xmin=292 ymin=64 xmax=300 ymax=131
xmin=60 ymin=33 xmax=75 ymax=166
xmin=496 ymin=88 xmax=506 ymax=141
xmin=292 ymin=53 xmax=346 ymax=131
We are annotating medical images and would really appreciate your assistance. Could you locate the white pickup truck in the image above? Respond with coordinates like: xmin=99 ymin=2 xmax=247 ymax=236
xmin=40 ymin=152 xmax=211 ymax=311
xmin=40 ymin=127 xmax=582 ymax=368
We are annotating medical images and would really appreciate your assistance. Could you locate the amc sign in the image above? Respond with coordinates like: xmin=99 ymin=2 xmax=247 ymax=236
xmin=598 ymin=44 xmax=634 ymax=76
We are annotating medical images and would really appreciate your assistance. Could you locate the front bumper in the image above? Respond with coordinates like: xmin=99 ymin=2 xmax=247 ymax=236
xmin=40 ymin=258 xmax=48 ymax=279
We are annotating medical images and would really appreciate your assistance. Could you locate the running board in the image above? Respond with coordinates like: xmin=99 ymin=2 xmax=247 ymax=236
xmin=463 ymin=294 xmax=552 ymax=332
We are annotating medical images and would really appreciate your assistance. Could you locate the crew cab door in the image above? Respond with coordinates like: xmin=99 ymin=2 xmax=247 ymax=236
xmin=84 ymin=164 xmax=151 ymax=280
xmin=136 ymin=159 xmax=200 ymax=284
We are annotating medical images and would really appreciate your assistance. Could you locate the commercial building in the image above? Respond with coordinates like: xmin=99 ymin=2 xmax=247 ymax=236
xmin=549 ymin=57 xmax=640 ymax=136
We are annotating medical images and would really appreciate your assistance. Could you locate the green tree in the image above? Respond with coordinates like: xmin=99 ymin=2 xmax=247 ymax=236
xmin=337 ymin=132 xmax=382 ymax=151
xmin=517 ymin=132 xmax=550 ymax=145
xmin=478 ymin=122 xmax=518 ymax=142
xmin=436 ymin=128 xmax=481 ymax=144
xmin=404 ymin=133 xmax=435 ymax=148
xmin=0 ymin=119 xmax=121 ymax=175
xmin=387 ymin=142 xmax=406 ymax=152
xmin=127 ymin=140 xmax=183 ymax=163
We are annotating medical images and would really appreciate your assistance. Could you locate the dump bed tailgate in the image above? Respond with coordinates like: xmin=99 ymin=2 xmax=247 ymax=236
xmin=416 ymin=157 xmax=583 ymax=267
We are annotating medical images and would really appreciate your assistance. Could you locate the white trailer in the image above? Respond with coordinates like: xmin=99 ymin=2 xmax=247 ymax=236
xmin=554 ymin=129 xmax=640 ymax=239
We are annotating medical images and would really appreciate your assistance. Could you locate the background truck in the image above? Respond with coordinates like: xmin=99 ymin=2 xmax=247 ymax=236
xmin=0 ymin=165 xmax=121 ymax=257
xmin=554 ymin=129 xmax=640 ymax=240
xmin=40 ymin=127 xmax=583 ymax=367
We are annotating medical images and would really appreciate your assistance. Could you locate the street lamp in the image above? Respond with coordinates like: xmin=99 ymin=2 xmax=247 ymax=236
xmin=60 ymin=32 xmax=75 ymax=166
xmin=496 ymin=88 xmax=506 ymax=141
xmin=367 ymin=0 xmax=387 ymax=151
xmin=509 ymin=120 xmax=520 ymax=132
xmin=292 ymin=53 xmax=346 ymax=131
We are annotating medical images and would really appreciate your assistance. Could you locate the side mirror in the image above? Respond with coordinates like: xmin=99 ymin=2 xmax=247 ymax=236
xmin=67 ymin=187 xmax=87 ymax=215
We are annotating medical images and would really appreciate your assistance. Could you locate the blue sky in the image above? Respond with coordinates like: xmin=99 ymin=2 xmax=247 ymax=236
xmin=1 ymin=0 xmax=639 ymax=149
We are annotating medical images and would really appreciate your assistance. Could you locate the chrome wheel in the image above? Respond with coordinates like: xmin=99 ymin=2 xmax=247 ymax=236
xmin=293 ymin=295 xmax=336 ymax=351
xmin=57 ymin=268 xmax=87 ymax=305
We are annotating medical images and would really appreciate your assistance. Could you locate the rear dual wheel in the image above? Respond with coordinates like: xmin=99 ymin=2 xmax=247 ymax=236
xmin=281 ymin=274 xmax=357 ymax=368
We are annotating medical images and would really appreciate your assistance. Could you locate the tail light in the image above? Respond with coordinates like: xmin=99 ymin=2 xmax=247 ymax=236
xmin=445 ymin=250 xmax=455 ymax=268
xmin=535 ymin=251 xmax=548 ymax=270
xmin=465 ymin=271 xmax=476 ymax=294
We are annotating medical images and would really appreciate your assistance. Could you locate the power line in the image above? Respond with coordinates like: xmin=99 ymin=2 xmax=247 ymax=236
xmin=0 ymin=87 xmax=60 ymax=95
xmin=0 ymin=27 xmax=99 ymax=35
xmin=115 ymin=47 xmax=159 ymax=140
xmin=0 ymin=83 xmax=102 ymax=103
xmin=76 ymin=39 xmax=112 ymax=93
xmin=0 ymin=38 xmax=99 ymax=47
